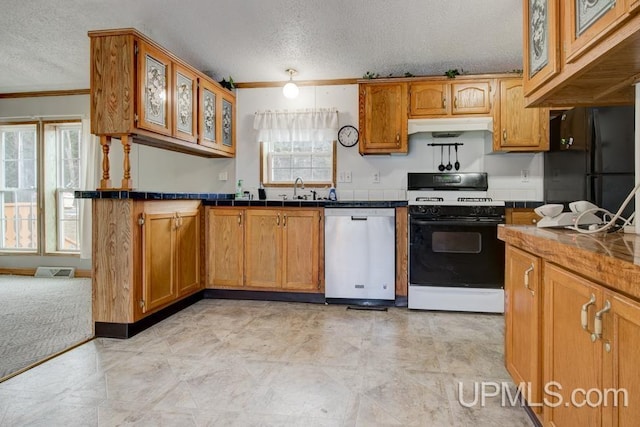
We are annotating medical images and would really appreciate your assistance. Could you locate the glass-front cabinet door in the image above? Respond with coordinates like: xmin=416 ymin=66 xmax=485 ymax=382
xmin=198 ymin=79 xmax=218 ymax=148
xmin=173 ymin=64 xmax=198 ymax=143
xmin=220 ymin=91 xmax=235 ymax=154
xmin=523 ymin=0 xmax=560 ymax=95
xmin=564 ymin=0 xmax=629 ymax=63
xmin=137 ymin=40 xmax=172 ymax=136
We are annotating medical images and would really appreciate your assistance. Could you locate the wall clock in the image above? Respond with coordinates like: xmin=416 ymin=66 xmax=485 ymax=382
xmin=338 ymin=125 xmax=359 ymax=147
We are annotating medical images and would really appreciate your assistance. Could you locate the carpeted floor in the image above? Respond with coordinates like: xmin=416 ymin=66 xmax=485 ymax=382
xmin=0 ymin=275 xmax=92 ymax=380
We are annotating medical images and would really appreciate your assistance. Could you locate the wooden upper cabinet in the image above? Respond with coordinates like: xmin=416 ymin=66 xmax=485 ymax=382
xmin=409 ymin=82 xmax=448 ymax=116
xmin=523 ymin=0 xmax=561 ymax=95
xmin=451 ymin=81 xmax=492 ymax=115
xmin=219 ymin=90 xmax=236 ymax=155
xmin=198 ymin=78 xmax=218 ymax=149
xmin=409 ymin=80 xmax=492 ymax=117
xmin=563 ymin=0 xmax=630 ymax=63
xmin=359 ymin=82 xmax=408 ymax=154
xmin=494 ymin=78 xmax=549 ymax=152
xmin=173 ymin=64 xmax=198 ymax=143
xmin=89 ymin=28 xmax=235 ymax=158
xmin=137 ymin=40 xmax=172 ymax=137
xmin=522 ymin=1 xmax=639 ymax=106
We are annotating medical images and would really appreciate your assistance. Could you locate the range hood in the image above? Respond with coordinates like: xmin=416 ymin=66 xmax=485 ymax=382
xmin=408 ymin=117 xmax=493 ymax=136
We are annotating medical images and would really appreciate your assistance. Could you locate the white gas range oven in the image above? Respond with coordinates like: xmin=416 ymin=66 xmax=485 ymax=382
xmin=407 ymin=172 xmax=506 ymax=313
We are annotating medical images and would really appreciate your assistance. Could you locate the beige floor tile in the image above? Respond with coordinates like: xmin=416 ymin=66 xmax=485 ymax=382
xmin=0 ymin=300 xmax=534 ymax=427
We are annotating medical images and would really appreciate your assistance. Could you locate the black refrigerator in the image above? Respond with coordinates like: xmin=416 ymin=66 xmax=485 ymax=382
xmin=544 ymin=106 xmax=636 ymax=218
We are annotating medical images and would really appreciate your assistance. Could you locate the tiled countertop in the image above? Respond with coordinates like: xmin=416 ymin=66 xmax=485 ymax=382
xmin=75 ymin=191 xmax=549 ymax=209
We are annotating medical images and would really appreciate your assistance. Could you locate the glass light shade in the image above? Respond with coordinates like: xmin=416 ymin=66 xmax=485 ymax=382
xmin=283 ymin=81 xmax=299 ymax=99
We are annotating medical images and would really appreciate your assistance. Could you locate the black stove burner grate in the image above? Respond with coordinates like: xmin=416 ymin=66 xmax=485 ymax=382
xmin=416 ymin=197 xmax=444 ymax=202
xmin=457 ymin=197 xmax=493 ymax=202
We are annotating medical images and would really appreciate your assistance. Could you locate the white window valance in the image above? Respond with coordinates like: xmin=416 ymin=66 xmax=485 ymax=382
xmin=253 ymin=108 xmax=339 ymax=142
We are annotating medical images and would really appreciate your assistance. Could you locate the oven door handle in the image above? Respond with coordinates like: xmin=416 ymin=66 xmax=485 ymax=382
xmin=410 ymin=219 xmax=503 ymax=226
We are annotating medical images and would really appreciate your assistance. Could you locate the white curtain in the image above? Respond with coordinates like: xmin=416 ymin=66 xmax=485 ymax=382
xmin=253 ymin=108 xmax=339 ymax=142
xmin=79 ymin=119 xmax=99 ymax=259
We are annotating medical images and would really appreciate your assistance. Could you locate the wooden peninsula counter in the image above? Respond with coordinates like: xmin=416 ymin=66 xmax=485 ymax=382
xmin=498 ymin=225 xmax=640 ymax=427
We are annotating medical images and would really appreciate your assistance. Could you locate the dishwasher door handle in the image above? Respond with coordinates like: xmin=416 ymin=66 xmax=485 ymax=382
xmin=351 ymin=216 xmax=368 ymax=221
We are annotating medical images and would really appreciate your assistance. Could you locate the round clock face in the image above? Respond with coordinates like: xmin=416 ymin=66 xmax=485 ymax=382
xmin=338 ymin=125 xmax=359 ymax=147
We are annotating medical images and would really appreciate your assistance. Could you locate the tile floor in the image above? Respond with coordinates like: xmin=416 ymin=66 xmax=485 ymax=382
xmin=0 ymin=299 xmax=534 ymax=426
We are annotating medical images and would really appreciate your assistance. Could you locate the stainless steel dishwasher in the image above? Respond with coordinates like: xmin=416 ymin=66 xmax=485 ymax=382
xmin=324 ymin=208 xmax=395 ymax=302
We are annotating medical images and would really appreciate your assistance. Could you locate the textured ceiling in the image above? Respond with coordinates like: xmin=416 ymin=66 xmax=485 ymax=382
xmin=0 ymin=0 xmax=523 ymax=93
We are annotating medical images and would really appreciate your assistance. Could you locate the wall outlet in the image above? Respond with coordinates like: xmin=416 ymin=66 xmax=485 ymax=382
xmin=521 ymin=169 xmax=529 ymax=182
xmin=338 ymin=171 xmax=345 ymax=183
xmin=218 ymin=171 xmax=228 ymax=181
xmin=372 ymin=170 xmax=380 ymax=183
xmin=344 ymin=171 xmax=352 ymax=183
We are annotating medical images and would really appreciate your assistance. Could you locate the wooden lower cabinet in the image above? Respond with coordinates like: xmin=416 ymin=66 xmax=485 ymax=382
xmin=141 ymin=205 xmax=200 ymax=314
xmin=543 ymin=263 xmax=640 ymax=427
xmin=92 ymin=199 xmax=202 ymax=325
xmin=206 ymin=208 xmax=244 ymax=287
xmin=505 ymin=208 xmax=542 ymax=225
xmin=504 ymin=245 xmax=542 ymax=416
xmin=206 ymin=207 xmax=322 ymax=292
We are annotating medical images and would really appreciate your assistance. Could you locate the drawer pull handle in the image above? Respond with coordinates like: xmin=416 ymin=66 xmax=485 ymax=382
xmin=523 ymin=264 xmax=534 ymax=295
xmin=581 ymin=294 xmax=597 ymax=333
xmin=593 ymin=300 xmax=611 ymax=341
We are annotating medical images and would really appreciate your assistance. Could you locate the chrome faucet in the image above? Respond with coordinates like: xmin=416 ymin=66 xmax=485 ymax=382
xmin=293 ymin=177 xmax=304 ymax=198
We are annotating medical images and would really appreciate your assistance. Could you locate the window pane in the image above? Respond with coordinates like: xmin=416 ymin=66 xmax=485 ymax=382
xmin=5 ymin=160 xmax=18 ymax=187
xmin=4 ymin=133 xmax=17 ymax=159
xmin=312 ymin=155 xmax=331 ymax=168
xmin=1 ymin=189 xmax=38 ymax=250
xmin=291 ymin=155 xmax=311 ymax=168
xmin=312 ymin=168 xmax=331 ymax=181
xmin=273 ymin=169 xmax=292 ymax=181
xmin=263 ymin=139 xmax=333 ymax=185
xmin=272 ymin=155 xmax=291 ymax=168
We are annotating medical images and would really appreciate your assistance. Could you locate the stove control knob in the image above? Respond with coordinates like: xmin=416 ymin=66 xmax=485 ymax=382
xmin=430 ymin=206 xmax=440 ymax=216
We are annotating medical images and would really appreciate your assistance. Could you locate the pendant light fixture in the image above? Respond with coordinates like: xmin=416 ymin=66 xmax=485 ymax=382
xmin=282 ymin=68 xmax=299 ymax=99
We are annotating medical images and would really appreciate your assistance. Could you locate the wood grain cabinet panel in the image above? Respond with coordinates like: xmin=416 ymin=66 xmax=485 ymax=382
xmin=142 ymin=212 xmax=176 ymax=313
xmin=359 ymin=82 xmax=408 ymax=154
xmin=543 ymin=263 xmax=603 ymax=427
xmin=140 ymin=206 xmax=201 ymax=313
xmin=244 ymin=209 xmax=282 ymax=288
xmin=281 ymin=209 xmax=320 ymax=291
xmin=175 ymin=210 xmax=200 ymax=296
xmin=504 ymin=246 xmax=542 ymax=417
xmin=505 ymin=208 xmax=542 ymax=225
xmin=602 ymin=291 xmax=640 ymax=426
xmin=206 ymin=208 xmax=244 ymax=288
xmin=543 ymin=262 xmax=640 ymax=426
xmin=451 ymin=81 xmax=492 ymax=114
xmin=494 ymin=78 xmax=549 ymax=152
xmin=409 ymin=80 xmax=492 ymax=117
xmin=206 ymin=207 xmax=322 ymax=292
xmin=409 ymin=82 xmax=449 ymax=116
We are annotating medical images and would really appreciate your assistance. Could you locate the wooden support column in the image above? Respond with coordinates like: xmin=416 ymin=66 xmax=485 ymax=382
xmin=99 ymin=135 xmax=112 ymax=190
xmin=121 ymin=134 xmax=133 ymax=190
